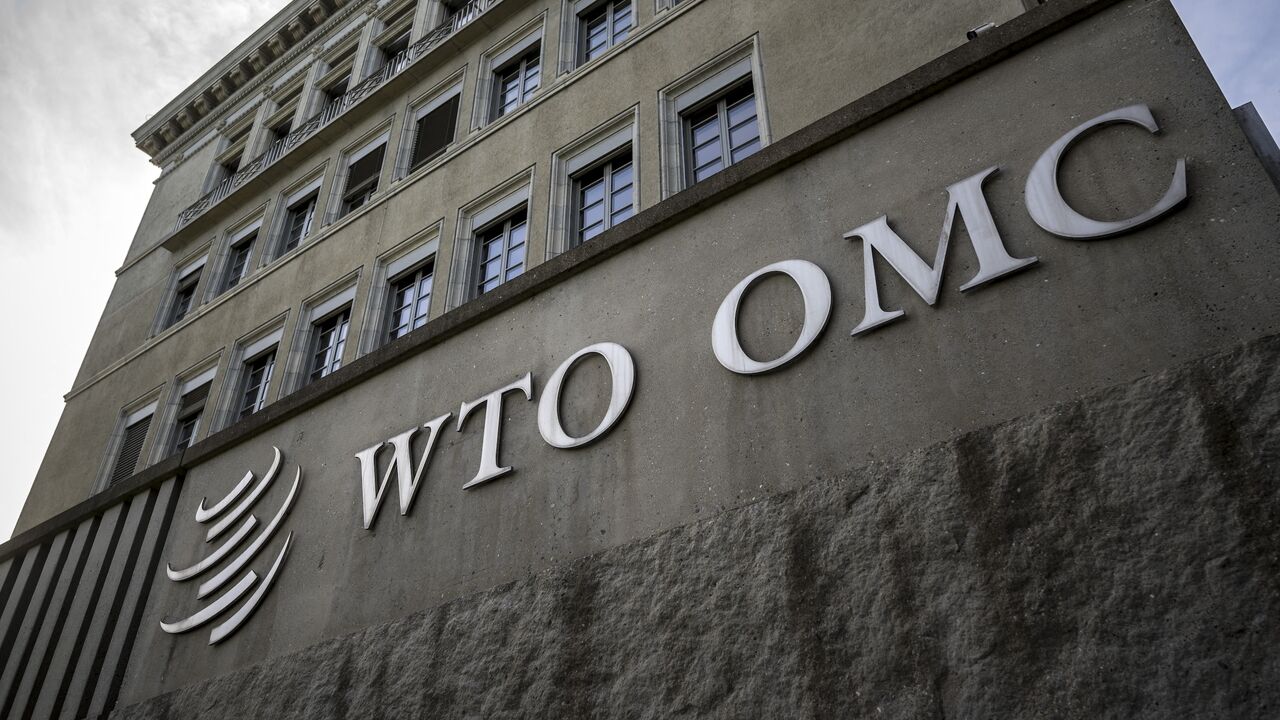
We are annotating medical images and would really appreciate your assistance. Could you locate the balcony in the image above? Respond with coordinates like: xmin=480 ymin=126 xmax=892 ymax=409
xmin=174 ymin=0 xmax=497 ymax=232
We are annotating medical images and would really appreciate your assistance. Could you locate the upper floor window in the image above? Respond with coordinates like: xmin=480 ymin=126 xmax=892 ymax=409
xmin=684 ymin=81 xmax=760 ymax=185
xmin=492 ymin=47 xmax=541 ymax=120
xmin=163 ymin=256 xmax=206 ymax=330
xmin=337 ymin=140 xmax=387 ymax=219
xmin=578 ymin=0 xmax=632 ymax=65
xmin=107 ymin=407 xmax=154 ymax=488
xmin=475 ymin=208 xmax=528 ymax=296
xmin=574 ymin=150 xmax=634 ymax=246
xmin=406 ymin=93 xmax=460 ymax=172
xmin=279 ymin=191 xmax=318 ymax=256
xmin=322 ymin=74 xmax=351 ymax=114
xmin=378 ymin=30 xmax=412 ymax=72
xmin=237 ymin=348 xmax=277 ymax=420
xmin=386 ymin=260 xmax=434 ymax=342
xmin=307 ymin=308 xmax=351 ymax=384
xmin=221 ymin=232 xmax=255 ymax=293
xmin=168 ymin=381 xmax=211 ymax=455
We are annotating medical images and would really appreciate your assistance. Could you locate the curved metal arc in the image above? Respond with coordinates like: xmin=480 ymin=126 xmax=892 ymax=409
xmin=205 ymin=446 xmax=283 ymax=542
xmin=166 ymin=515 xmax=258 ymax=582
xmin=197 ymin=467 xmax=302 ymax=600
xmin=160 ymin=571 xmax=258 ymax=635
xmin=195 ymin=470 xmax=255 ymax=524
xmin=208 ymin=532 xmax=294 ymax=645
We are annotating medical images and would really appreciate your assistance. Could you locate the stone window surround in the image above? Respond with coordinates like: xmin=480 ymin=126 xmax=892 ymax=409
xmin=394 ymin=69 xmax=467 ymax=180
xmin=546 ymin=105 xmax=639 ymax=258
xmin=325 ymin=122 xmax=395 ymax=225
xmin=94 ymin=391 xmax=162 ymax=494
xmin=657 ymin=34 xmax=770 ymax=199
xmin=215 ymin=316 xmax=289 ymax=432
xmin=283 ymin=272 xmax=363 ymax=394
xmin=447 ymin=167 xmax=536 ymax=309
xmin=556 ymin=0 xmax=634 ymax=75
xmin=266 ymin=165 xmax=330 ymax=264
xmin=471 ymin=13 xmax=547 ymax=130
xmin=148 ymin=355 xmax=221 ymax=466
xmin=151 ymin=247 xmax=211 ymax=339
xmin=206 ymin=211 xmax=267 ymax=302
xmin=359 ymin=223 xmax=442 ymax=356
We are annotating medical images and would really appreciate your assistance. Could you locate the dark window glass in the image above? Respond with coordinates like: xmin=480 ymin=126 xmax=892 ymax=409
xmin=166 ymin=269 xmax=201 ymax=329
xmin=386 ymin=261 xmax=434 ymax=342
xmin=308 ymin=308 xmax=351 ymax=384
xmin=475 ymin=209 xmax=528 ymax=296
xmin=109 ymin=414 xmax=152 ymax=487
xmin=168 ymin=383 xmax=210 ymax=455
xmin=340 ymin=144 xmax=386 ymax=217
xmin=380 ymin=31 xmax=411 ymax=70
xmin=323 ymin=75 xmax=350 ymax=112
xmin=221 ymin=232 xmax=255 ymax=293
xmin=492 ymin=48 xmax=540 ymax=120
xmin=574 ymin=151 xmax=634 ymax=246
xmin=280 ymin=194 xmax=317 ymax=255
xmin=237 ymin=349 xmax=277 ymax=420
xmin=578 ymin=0 xmax=632 ymax=64
xmin=409 ymin=95 xmax=460 ymax=170
xmin=683 ymin=82 xmax=759 ymax=185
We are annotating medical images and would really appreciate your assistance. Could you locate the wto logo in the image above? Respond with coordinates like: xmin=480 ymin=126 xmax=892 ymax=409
xmin=160 ymin=447 xmax=302 ymax=645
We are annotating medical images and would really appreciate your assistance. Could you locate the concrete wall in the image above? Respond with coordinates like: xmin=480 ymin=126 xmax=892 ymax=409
xmin=93 ymin=0 xmax=1280 ymax=707
xmin=19 ymin=0 xmax=1027 ymax=532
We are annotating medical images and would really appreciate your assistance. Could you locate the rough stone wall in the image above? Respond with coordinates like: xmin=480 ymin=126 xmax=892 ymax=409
xmin=111 ymin=334 xmax=1280 ymax=719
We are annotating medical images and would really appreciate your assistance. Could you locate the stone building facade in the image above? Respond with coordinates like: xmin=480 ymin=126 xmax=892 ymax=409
xmin=3 ymin=0 xmax=1279 ymax=716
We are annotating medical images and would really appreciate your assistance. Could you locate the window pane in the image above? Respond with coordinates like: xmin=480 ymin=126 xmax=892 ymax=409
xmin=727 ymin=94 xmax=757 ymax=127
xmin=731 ymin=138 xmax=761 ymax=164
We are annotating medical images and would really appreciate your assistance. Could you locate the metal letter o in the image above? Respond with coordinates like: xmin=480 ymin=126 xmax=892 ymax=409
xmin=537 ymin=342 xmax=637 ymax=449
xmin=711 ymin=259 xmax=832 ymax=375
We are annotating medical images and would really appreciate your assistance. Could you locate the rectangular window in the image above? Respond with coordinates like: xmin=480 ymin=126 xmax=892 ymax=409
xmin=386 ymin=261 xmax=434 ymax=342
xmin=280 ymin=193 xmax=318 ymax=255
xmin=220 ymin=231 xmax=256 ymax=293
xmin=339 ymin=143 xmax=386 ymax=218
xmin=379 ymin=30 xmax=412 ymax=71
xmin=578 ymin=0 xmax=632 ymax=65
xmin=237 ymin=349 xmax=277 ymax=420
xmin=492 ymin=48 xmax=541 ymax=120
xmin=323 ymin=75 xmax=351 ymax=112
xmin=475 ymin=209 xmax=528 ymax=296
xmin=271 ymin=119 xmax=293 ymax=144
xmin=409 ymin=95 xmax=460 ymax=171
xmin=307 ymin=308 xmax=351 ymax=384
xmin=684 ymin=82 xmax=760 ymax=185
xmin=108 ymin=414 xmax=152 ymax=487
xmin=168 ymin=382 xmax=210 ymax=455
xmin=573 ymin=151 xmax=634 ymax=246
xmin=166 ymin=266 xmax=202 ymax=329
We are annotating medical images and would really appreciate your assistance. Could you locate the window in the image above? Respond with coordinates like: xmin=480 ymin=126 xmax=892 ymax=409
xmin=407 ymin=94 xmax=460 ymax=171
xmin=107 ymin=412 xmax=152 ymax=487
xmin=322 ymin=74 xmax=351 ymax=114
xmin=386 ymin=261 xmax=434 ymax=342
xmin=578 ymin=0 xmax=632 ymax=65
xmin=307 ymin=308 xmax=350 ymax=384
xmin=236 ymin=349 xmax=277 ymax=420
xmin=379 ymin=30 xmax=412 ymax=72
xmin=219 ymin=229 xmax=257 ymax=294
xmin=338 ymin=142 xmax=386 ymax=218
xmin=492 ymin=47 xmax=540 ymax=120
xmin=168 ymin=382 xmax=210 ymax=455
xmin=280 ymin=192 xmax=318 ymax=255
xmin=166 ymin=268 xmax=201 ymax=329
xmin=475 ymin=209 xmax=528 ymax=296
xmin=270 ymin=118 xmax=293 ymax=144
xmin=683 ymin=81 xmax=760 ymax=185
xmin=573 ymin=151 xmax=634 ymax=246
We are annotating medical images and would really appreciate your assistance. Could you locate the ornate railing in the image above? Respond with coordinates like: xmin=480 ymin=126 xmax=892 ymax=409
xmin=175 ymin=0 xmax=498 ymax=231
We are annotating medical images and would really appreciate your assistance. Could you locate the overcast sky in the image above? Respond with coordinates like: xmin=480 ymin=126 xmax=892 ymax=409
xmin=0 ymin=0 xmax=1276 ymax=540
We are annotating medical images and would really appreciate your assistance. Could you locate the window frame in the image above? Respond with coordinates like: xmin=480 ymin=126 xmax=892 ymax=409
xmin=491 ymin=47 xmax=542 ymax=121
xmin=681 ymin=79 xmax=760 ymax=186
xmin=384 ymin=260 xmax=435 ymax=344
xmin=472 ymin=207 xmax=530 ymax=298
xmin=473 ymin=16 xmax=546 ymax=130
xmin=96 ymin=396 xmax=159 ymax=493
xmin=571 ymin=149 xmax=635 ymax=247
xmin=576 ymin=0 xmax=633 ymax=67
xmin=158 ymin=253 xmax=208 ymax=333
xmin=398 ymin=76 xmax=464 ymax=178
xmin=305 ymin=305 xmax=352 ymax=385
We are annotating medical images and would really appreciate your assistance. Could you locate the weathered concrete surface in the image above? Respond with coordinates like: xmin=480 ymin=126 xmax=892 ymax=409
xmin=110 ymin=333 xmax=1280 ymax=719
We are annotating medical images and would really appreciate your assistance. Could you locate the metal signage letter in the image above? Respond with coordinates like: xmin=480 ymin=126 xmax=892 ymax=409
xmin=712 ymin=259 xmax=832 ymax=375
xmin=1025 ymin=103 xmax=1188 ymax=239
xmin=457 ymin=373 xmax=534 ymax=489
xmin=538 ymin=342 xmax=637 ymax=449
xmin=354 ymin=414 xmax=451 ymax=529
xmin=845 ymin=166 xmax=1037 ymax=335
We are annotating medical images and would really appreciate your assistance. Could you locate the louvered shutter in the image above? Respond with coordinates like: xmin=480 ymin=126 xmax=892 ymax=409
xmin=410 ymin=95 xmax=460 ymax=170
xmin=344 ymin=144 xmax=386 ymax=195
xmin=178 ymin=383 xmax=210 ymax=416
xmin=109 ymin=416 xmax=152 ymax=487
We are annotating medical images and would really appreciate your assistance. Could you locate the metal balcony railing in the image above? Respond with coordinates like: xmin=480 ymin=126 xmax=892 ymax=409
xmin=175 ymin=0 xmax=497 ymax=231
